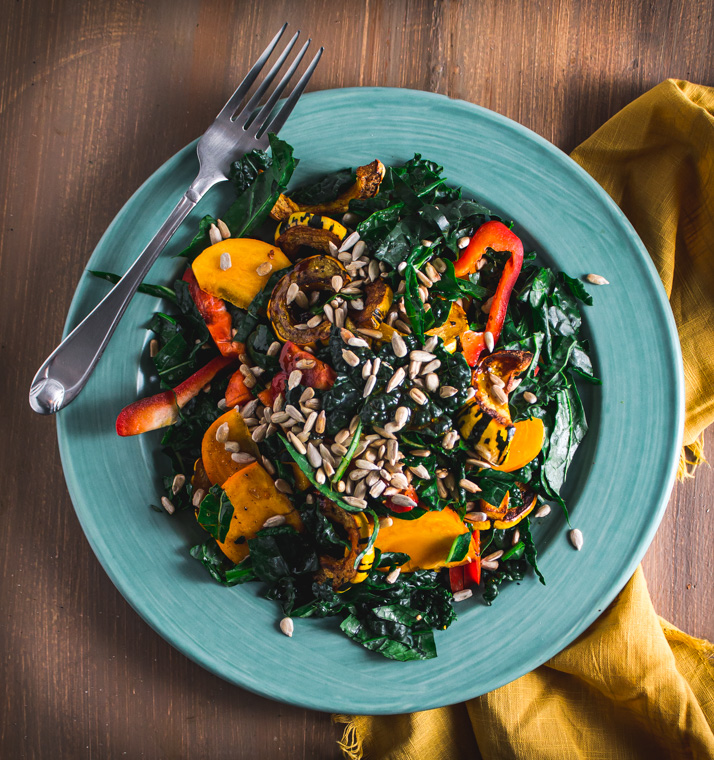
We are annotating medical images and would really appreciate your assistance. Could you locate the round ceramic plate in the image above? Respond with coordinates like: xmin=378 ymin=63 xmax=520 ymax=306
xmin=56 ymin=87 xmax=683 ymax=714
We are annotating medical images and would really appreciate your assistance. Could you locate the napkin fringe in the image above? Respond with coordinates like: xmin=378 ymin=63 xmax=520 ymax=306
xmin=334 ymin=715 xmax=364 ymax=760
xmin=677 ymin=434 xmax=708 ymax=481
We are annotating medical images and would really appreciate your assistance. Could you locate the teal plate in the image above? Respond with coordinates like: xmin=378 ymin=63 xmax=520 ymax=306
xmin=56 ymin=88 xmax=683 ymax=714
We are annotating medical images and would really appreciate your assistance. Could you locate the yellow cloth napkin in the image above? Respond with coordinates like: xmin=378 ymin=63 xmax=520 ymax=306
xmin=335 ymin=80 xmax=714 ymax=760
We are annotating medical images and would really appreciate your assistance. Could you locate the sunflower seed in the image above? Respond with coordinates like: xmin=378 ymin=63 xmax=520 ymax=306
xmin=457 ymin=236 xmax=471 ymax=249
xmin=481 ymin=560 xmax=499 ymax=570
xmin=326 ymin=240 xmax=339 ymax=256
xmin=466 ymin=458 xmax=492 ymax=470
xmin=224 ymin=441 xmax=240 ymax=453
xmin=459 ymin=478 xmax=481 ymax=493
xmin=149 ymin=338 xmax=159 ymax=357
xmin=439 ymin=386 xmax=458 ymax=398
xmin=160 ymin=496 xmax=175 ymax=515
xmin=452 ymin=589 xmax=473 ymax=602
xmin=343 ymin=496 xmax=368 ymax=509
xmin=274 ymin=479 xmax=293 ymax=494
xmin=464 ymin=511 xmax=488 ymax=523
xmin=287 ymin=431 xmax=306 ymax=455
xmin=409 ymin=388 xmax=428 ymax=406
xmin=491 ymin=385 xmax=509 ymax=405
xmin=484 ymin=550 xmax=504 ymax=563
xmin=303 ymin=411 xmax=318 ymax=435
xmin=219 ymin=252 xmax=232 ymax=270
xmin=354 ymin=480 xmax=368 ymax=499
xmin=357 ymin=327 xmax=383 ymax=340
xmin=340 ymin=349 xmax=359 ymax=368
xmin=285 ymin=405 xmax=305 ymax=423
xmin=510 ymin=529 xmax=521 ymax=546
xmin=385 ymin=567 xmax=401 ymax=584
xmin=256 ymin=261 xmax=273 ymax=277
xmin=523 ymin=391 xmax=537 ymax=404
xmin=192 ymin=488 xmax=205 ymax=507
xmin=217 ymin=398 xmax=228 ymax=411
xmin=338 ymin=252 xmax=353 ymax=264
xmin=291 ymin=291 xmax=308 ymax=311
xmin=367 ymin=259 xmax=380 ymax=281
xmin=361 ymin=359 xmax=373 ymax=380
xmin=352 ymin=240 xmax=367 ymax=259
xmin=323 ymin=460 xmax=335 ymax=478
xmin=442 ymin=431 xmax=459 ymax=450
xmin=436 ymin=479 xmax=448 ymax=498
xmin=285 ymin=284 xmax=300 ymax=306
xmin=301 ymin=442 xmax=320 ymax=469
xmin=367 ymin=479 xmax=385 ymax=498
xmin=363 ymin=375 xmax=377 ymax=398
xmin=302 ymin=315 xmax=320 ymax=329
xmin=287 ymin=369 xmax=303 ymax=390
xmin=261 ymin=456 xmax=276 ymax=476
xmin=569 ymin=528 xmax=584 ymax=550
xmin=484 ymin=330 xmax=495 ymax=352
xmin=349 ymin=415 xmax=361 ymax=434
xmin=294 ymin=323 xmax=310 ymax=331
xmin=258 ymin=515 xmax=287 ymax=532
xmin=354 ymin=459 xmax=380 ymax=471
xmin=215 ymin=422 xmax=230 ymax=443
xmin=421 ymin=359 xmax=441 ymax=374
xmin=389 ymin=473 xmax=409 ymax=490
xmin=421 ymin=239 xmax=433 ymax=247
xmin=251 ymin=424 xmax=267 ymax=443
xmin=489 ymin=371 xmax=506 ymax=388
xmin=466 ymin=387 xmax=476 ymax=402
xmin=534 ymin=504 xmax=551 ymax=518
xmin=424 ymin=373 xmax=439 ymax=393
xmin=410 ymin=350 xmax=435 ymax=363
xmin=390 ymin=332 xmax=407 ymax=358
xmin=339 ymin=231 xmax=360 ymax=252
xmin=393 ymin=319 xmax=412 ymax=334
xmin=390 ymin=493 xmax=418 ymax=508
xmin=209 ymin=223 xmax=222 ymax=245
xmin=385 ymin=367 xmax=406 ymax=394
xmin=279 ymin=617 xmax=294 ymax=637
xmin=411 ymin=465 xmax=432 ymax=480
xmin=585 ymin=273 xmax=609 ymax=285
xmin=348 ymin=336 xmax=369 ymax=349
xmin=314 ymin=410 xmax=326 ymax=435
xmin=388 ymin=408 xmax=407 ymax=431
xmin=170 ymin=474 xmax=186 ymax=495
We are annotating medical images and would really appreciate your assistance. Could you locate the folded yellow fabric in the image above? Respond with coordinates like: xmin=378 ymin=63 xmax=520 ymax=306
xmin=336 ymin=80 xmax=714 ymax=760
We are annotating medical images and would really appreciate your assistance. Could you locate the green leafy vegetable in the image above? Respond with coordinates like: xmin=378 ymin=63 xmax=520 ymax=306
xmin=196 ymin=485 xmax=234 ymax=542
xmin=89 ymin=270 xmax=178 ymax=303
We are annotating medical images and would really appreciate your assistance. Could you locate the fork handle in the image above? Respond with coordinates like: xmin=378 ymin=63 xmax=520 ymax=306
xmin=29 ymin=176 xmax=218 ymax=415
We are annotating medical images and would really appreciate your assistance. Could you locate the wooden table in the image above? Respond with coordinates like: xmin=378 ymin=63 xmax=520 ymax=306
xmin=2 ymin=1 xmax=712 ymax=756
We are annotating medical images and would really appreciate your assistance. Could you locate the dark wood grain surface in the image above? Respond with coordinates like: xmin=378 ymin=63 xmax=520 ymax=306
xmin=2 ymin=1 xmax=712 ymax=757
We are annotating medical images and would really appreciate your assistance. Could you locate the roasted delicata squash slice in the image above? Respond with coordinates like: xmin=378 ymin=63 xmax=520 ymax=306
xmin=456 ymin=349 xmax=532 ymax=465
xmin=192 ymin=238 xmax=291 ymax=310
xmin=201 ymin=408 xmax=261 ymax=487
xmin=269 ymin=159 xmax=386 ymax=220
xmin=374 ymin=508 xmax=479 ymax=573
xmin=316 ymin=497 xmax=375 ymax=590
xmin=268 ymin=255 xmax=349 ymax=346
xmin=274 ymin=212 xmax=347 ymax=259
xmin=426 ymin=302 xmax=468 ymax=353
xmin=493 ymin=487 xmax=538 ymax=529
xmin=347 ymin=279 xmax=394 ymax=329
xmin=198 ymin=462 xmax=302 ymax=565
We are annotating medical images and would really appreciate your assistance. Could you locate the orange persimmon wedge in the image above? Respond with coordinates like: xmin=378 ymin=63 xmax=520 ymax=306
xmin=494 ymin=417 xmax=545 ymax=472
xmin=374 ymin=508 xmax=479 ymax=573
xmin=201 ymin=408 xmax=261 ymax=487
xmin=214 ymin=462 xmax=302 ymax=564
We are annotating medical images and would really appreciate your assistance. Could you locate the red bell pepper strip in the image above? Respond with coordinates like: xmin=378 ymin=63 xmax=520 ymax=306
xmin=225 ymin=369 xmax=253 ymax=409
xmin=455 ymin=221 xmax=524 ymax=367
xmin=116 ymin=355 xmax=235 ymax=436
xmin=449 ymin=566 xmax=465 ymax=592
xmin=257 ymin=371 xmax=288 ymax=408
xmin=449 ymin=531 xmax=481 ymax=591
xmin=279 ymin=342 xmax=336 ymax=390
xmin=182 ymin=267 xmax=242 ymax=358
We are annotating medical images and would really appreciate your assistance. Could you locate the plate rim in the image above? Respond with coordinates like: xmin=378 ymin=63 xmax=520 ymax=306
xmin=56 ymin=86 xmax=684 ymax=713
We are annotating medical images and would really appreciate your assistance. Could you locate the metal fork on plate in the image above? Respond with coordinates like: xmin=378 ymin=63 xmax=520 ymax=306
xmin=29 ymin=24 xmax=322 ymax=415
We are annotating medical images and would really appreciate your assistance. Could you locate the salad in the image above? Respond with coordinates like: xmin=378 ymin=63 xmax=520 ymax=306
xmin=102 ymin=135 xmax=598 ymax=661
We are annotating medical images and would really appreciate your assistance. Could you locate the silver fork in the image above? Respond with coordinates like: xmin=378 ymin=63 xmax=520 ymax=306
xmin=29 ymin=24 xmax=322 ymax=415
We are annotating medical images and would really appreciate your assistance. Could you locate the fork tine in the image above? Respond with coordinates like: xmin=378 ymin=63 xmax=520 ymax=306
xmin=234 ymin=31 xmax=300 ymax=124
xmin=249 ymin=39 xmax=312 ymax=136
xmin=257 ymin=47 xmax=324 ymax=138
xmin=216 ymin=23 xmax=288 ymax=120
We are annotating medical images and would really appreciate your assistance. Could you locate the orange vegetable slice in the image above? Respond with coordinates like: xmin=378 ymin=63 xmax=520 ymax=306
xmin=201 ymin=409 xmax=261 ymax=487
xmin=494 ymin=417 xmax=545 ymax=472
xmin=374 ymin=508 xmax=478 ymax=573
xmin=212 ymin=462 xmax=302 ymax=564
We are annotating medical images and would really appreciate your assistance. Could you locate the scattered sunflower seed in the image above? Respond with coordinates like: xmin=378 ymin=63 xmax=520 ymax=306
xmin=457 ymin=236 xmax=471 ymax=249
xmin=386 ymin=367 xmax=406 ymax=393
xmin=534 ymin=504 xmax=551 ymax=518
xmin=342 ymin=496 xmax=368 ymax=509
xmin=421 ymin=359 xmax=441 ymax=374
xmin=215 ymin=422 xmax=230 ymax=443
xmin=357 ymin=327 xmax=383 ymax=339
xmin=464 ymin=511 xmax=488 ymax=523
xmin=491 ymin=385 xmax=509 ymax=405
xmin=279 ymin=617 xmax=294 ymax=637
xmin=342 ymin=349 xmax=360 ymax=367
xmin=391 ymin=332 xmax=408 ymax=357
xmin=274 ymin=479 xmax=293 ymax=494
xmin=459 ymin=478 xmax=482 ymax=493
xmin=287 ymin=431 xmax=306 ymax=455
xmin=160 ymin=496 xmax=175 ymax=515
xmin=370 ymin=480 xmax=387 ymax=498
xmin=409 ymin=388 xmax=428 ymax=406
xmin=192 ymin=488 xmax=205 ymax=507
xmin=251 ymin=424 xmax=267 ymax=442
xmin=224 ymin=441 xmax=240 ymax=453
xmin=512 ymin=529 xmax=521 ymax=546
xmin=171 ymin=474 xmax=186 ymax=495
xmin=386 ymin=567 xmax=401 ymax=584
xmin=288 ymin=369 xmax=303 ymax=390
xmin=348 ymin=336 xmax=369 ymax=348
xmin=209 ymin=223 xmax=222 ymax=245
xmin=452 ymin=589 xmax=473 ymax=602
xmin=425 ymin=373 xmax=439 ymax=393
xmin=409 ymin=464 xmax=430 ymax=480
xmin=390 ymin=494 xmax=418 ymax=508
xmin=219 ymin=252 xmax=232 ymax=271
xmin=585 ymin=273 xmax=609 ymax=285
xmin=267 ymin=341 xmax=281 ymax=357
xmin=339 ymin=231 xmax=360 ymax=252
xmin=363 ymin=375 xmax=377 ymax=397
xmin=149 ymin=338 xmax=159 ymax=357
xmin=484 ymin=330 xmax=495 ymax=352
xmin=316 ymin=410 xmax=326 ymax=435
xmin=216 ymin=218 xmax=230 ymax=239
xmin=439 ymin=386 xmax=458 ymax=398
xmin=263 ymin=514 xmax=286 ymax=528
xmin=483 ymin=550 xmax=504 ymax=562
xmin=523 ymin=391 xmax=537 ymax=404
xmin=481 ymin=560 xmax=499 ymax=570
xmin=256 ymin=261 xmax=273 ymax=277
xmin=294 ymin=290 xmax=309 ymax=309
xmin=569 ymin=528 xmax=584 ymax=550
xmin=305 ymin=315 xmax=322 ymax=329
